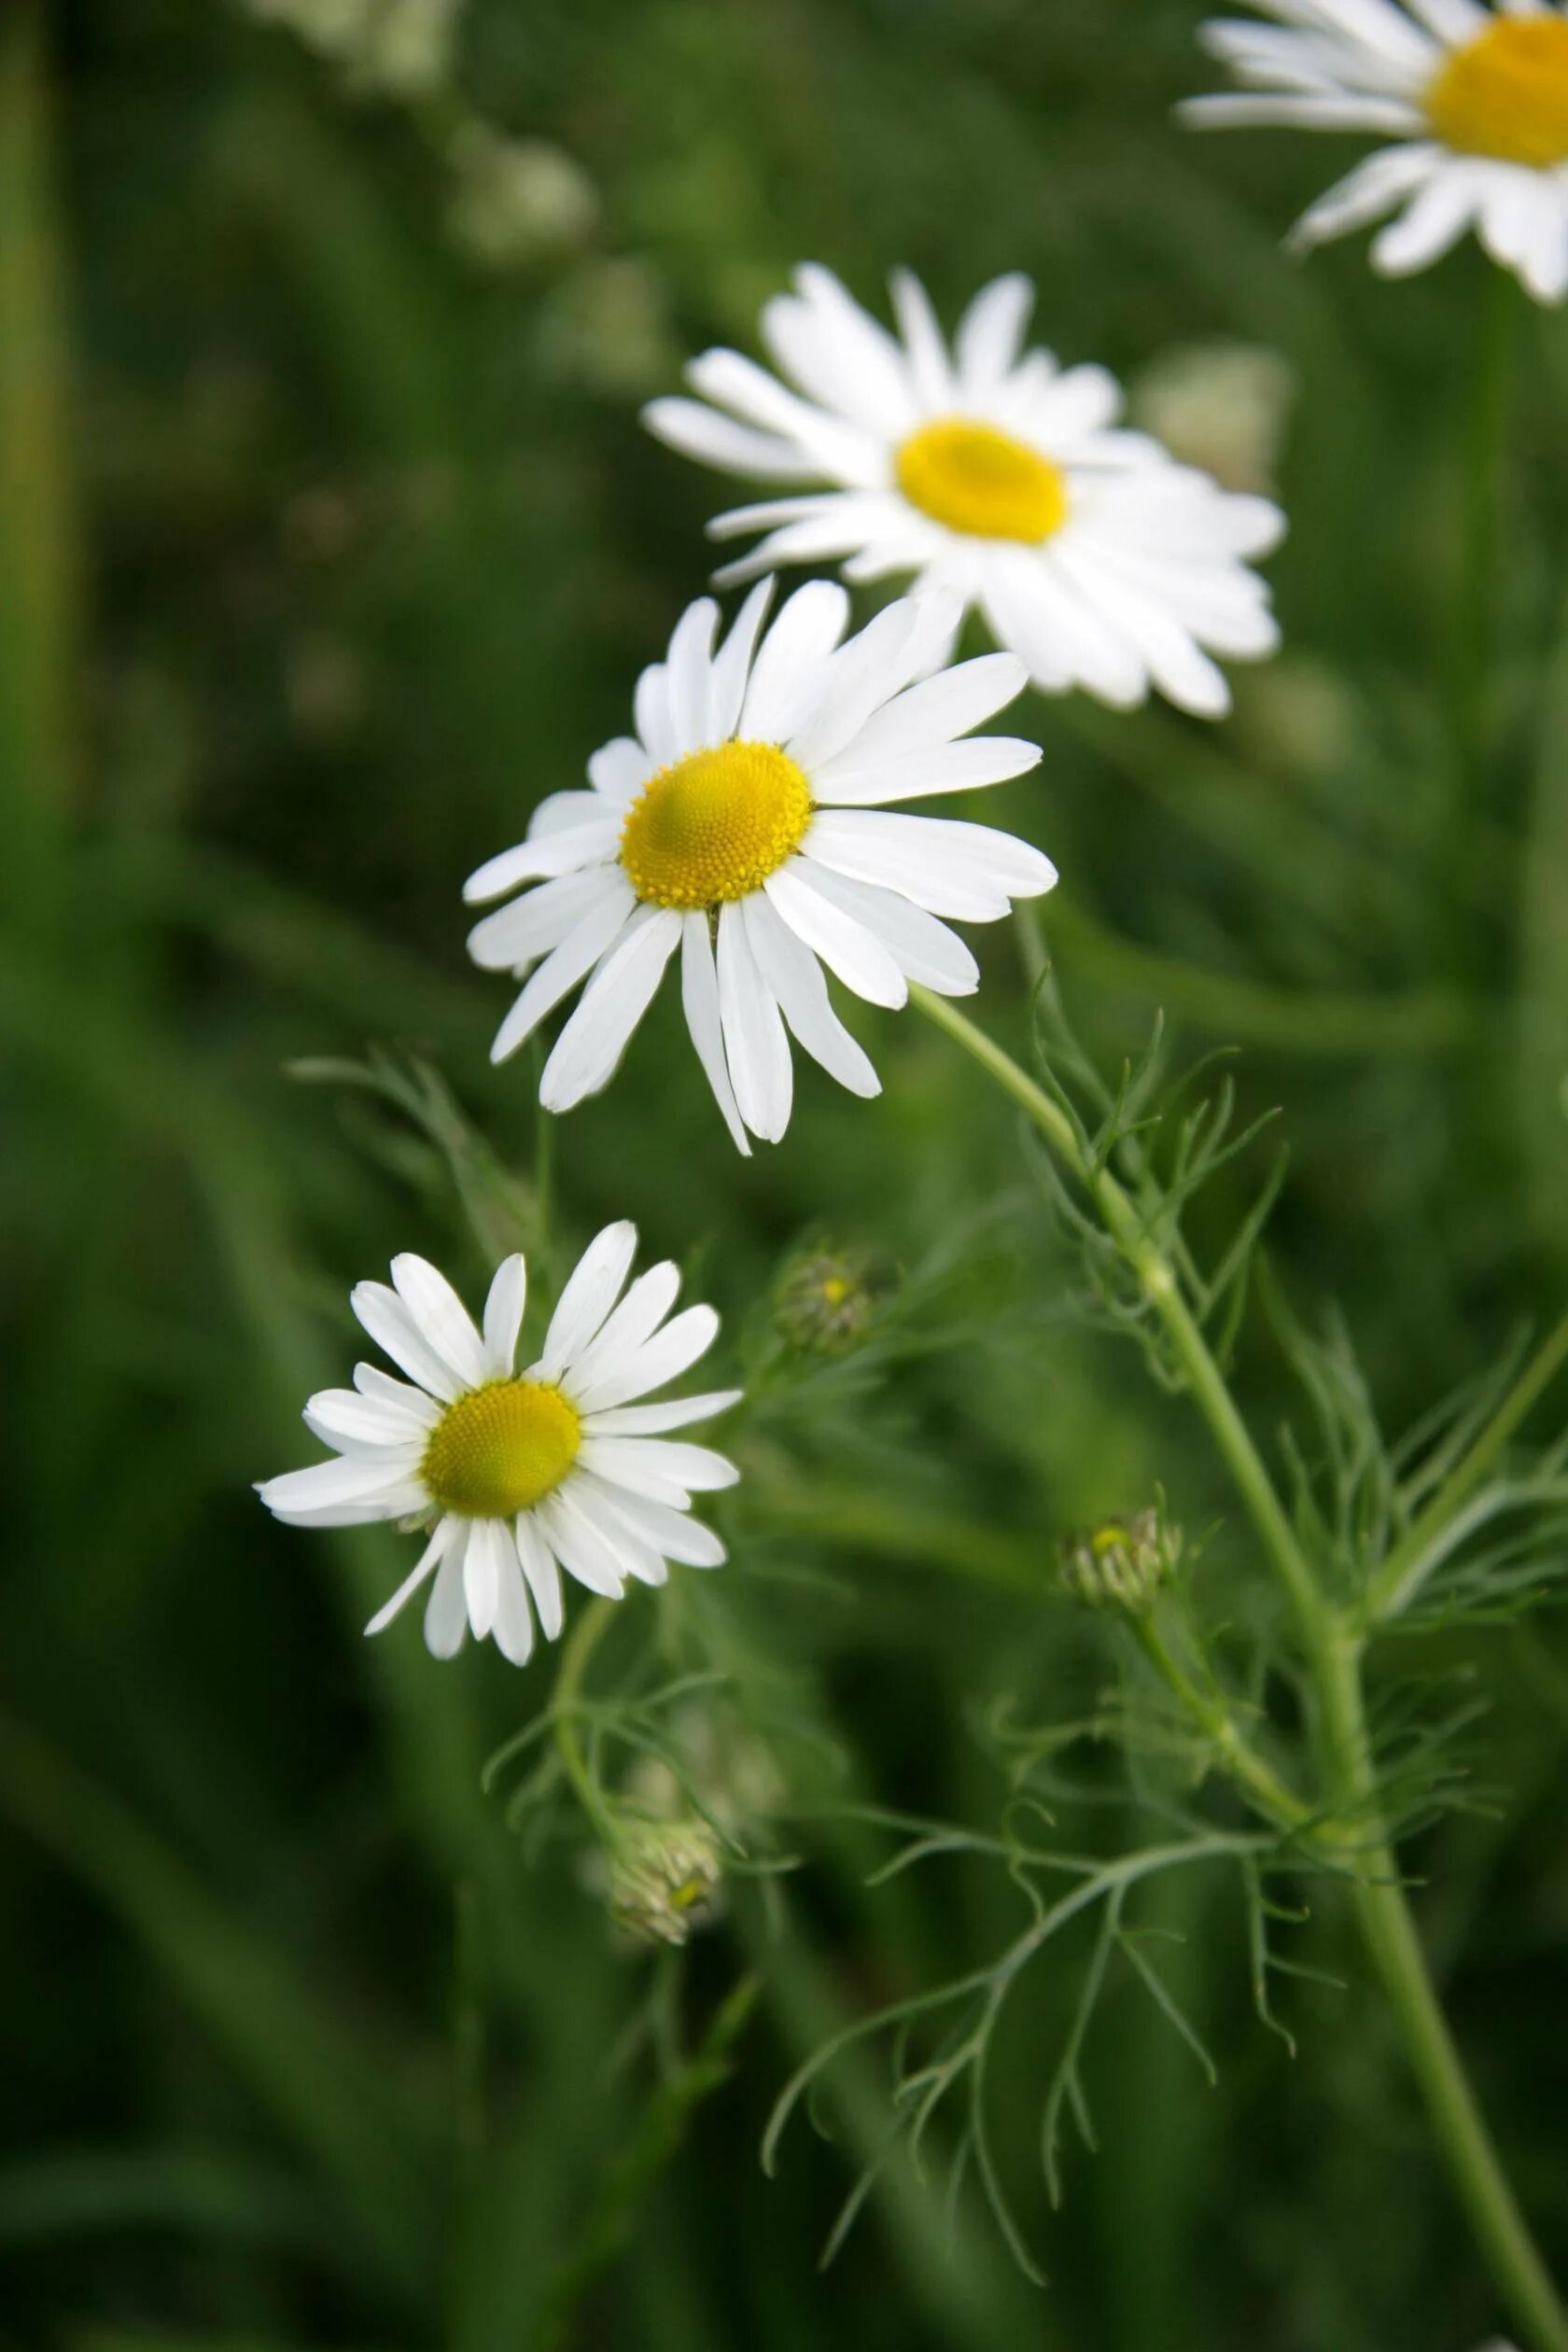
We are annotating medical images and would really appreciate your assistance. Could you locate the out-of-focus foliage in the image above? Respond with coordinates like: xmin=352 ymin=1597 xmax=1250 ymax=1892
xmin=4 ymin=2 xmax=1568 ymax=2348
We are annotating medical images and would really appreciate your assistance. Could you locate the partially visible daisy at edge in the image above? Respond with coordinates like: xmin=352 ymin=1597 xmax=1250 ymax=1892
xmin=1183 ymin=0 xmax=1568 ymax=304
xmin=641 ymin=265 xmax=1284 ymax=719
xmin=463 ymin=580 xmax=1056 ymax=1153
xmin=257 ymin=1227 xmax=738 ymax=1664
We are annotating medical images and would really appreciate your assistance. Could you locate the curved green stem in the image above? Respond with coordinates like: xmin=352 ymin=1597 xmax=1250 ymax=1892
xmin=1132 ymin=1615 xmax=1309 ymax=1834
xmin=553 ymin=1596 xmax=617 ymax=1833
xmin=916 ymin=983 xmax=1568 ymax=2351
xmin=1318 ymin=1635 xmax=1568 ymax=2352
xmin=912 ymin=985 xmax=1326 ymax=1653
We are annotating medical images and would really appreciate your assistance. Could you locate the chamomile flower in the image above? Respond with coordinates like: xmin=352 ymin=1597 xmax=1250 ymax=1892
xmin=463 ymin=581 xmax=1055 ymax=1153
xmin=257 ymin=1227 xmax=739 ymax=1664
xmin=1183 ymin=1 xmax=1568 ymax=303
xmin=641 ymin=267 xmax=1284 ymax=718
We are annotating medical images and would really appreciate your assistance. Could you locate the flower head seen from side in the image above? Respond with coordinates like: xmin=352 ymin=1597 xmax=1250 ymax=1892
xmin=641 ymin=268 xmax=1284 ymax=719
xmin=1183 ymin=1 xmax=1568 ymax=304
xmin=257 ymin=1227 xmax=740 ymax=1664
xmin=463 ymin=581 xmax=1057 ymax=1152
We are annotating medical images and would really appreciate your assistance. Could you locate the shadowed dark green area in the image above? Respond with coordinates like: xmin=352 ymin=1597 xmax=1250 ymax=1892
xmin=4 ymin=3 xmax=1568 ymax=2348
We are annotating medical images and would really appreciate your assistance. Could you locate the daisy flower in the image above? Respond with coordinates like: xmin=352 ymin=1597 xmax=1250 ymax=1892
xmin=463 ymin=580 xmax=1056 ymax=1153
xmin=1183 ymin=1 xmax=1568 ymax=304
xmin=640 ymin=266 xmax=1284 ymax=719
xmin=257 ymin=1227 xmax=739 ymax=1664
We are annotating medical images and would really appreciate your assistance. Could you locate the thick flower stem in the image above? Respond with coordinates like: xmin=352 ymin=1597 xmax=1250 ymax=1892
xmin=1318 ymin=1634 xmax=1568 ymax=2352
xmin=916 ymin=983 xmax=1568 ymax=2349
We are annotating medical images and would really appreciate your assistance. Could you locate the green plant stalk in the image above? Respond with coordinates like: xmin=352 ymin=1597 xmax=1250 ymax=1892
xmin=1317 ymin=1633 xmax=1568 ymax=2352
xmin=1131 ymin=1615 xmax=1309 ymax=1833
xmin=553 ymin=1595 xmax=618 ymax=1834
xmin=916 ymin=985 xmax=1568 ymax=2351
xmin=1364 ymin=1302 xmax=1568 ymax=1624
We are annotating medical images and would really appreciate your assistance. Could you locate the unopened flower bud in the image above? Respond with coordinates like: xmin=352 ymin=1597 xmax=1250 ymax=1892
xmin=1058 ymin=1507 xmax=1181 ymax=1617
xmin=774 ymin=1245 xmax=883 ymax=1356
xmin=445 ymin=129 xmax=599 ymax=269
xmin=605 ymin=1815 xmax=722 ymax=1948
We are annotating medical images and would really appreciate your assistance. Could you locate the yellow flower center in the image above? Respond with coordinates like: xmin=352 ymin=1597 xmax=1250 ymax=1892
xmin=421 ymin=1379 xmax=581 ymax=1518
xmin=1426 ymin=16 xmax=1568 ymax=168
xmin=619 ymin=740 xmax=813 ymax=910
xmin=895 ymin=417 xmax=1070 ymax=543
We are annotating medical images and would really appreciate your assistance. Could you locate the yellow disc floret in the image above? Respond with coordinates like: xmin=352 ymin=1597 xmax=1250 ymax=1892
xmin=619 ymin=740 xmax=813 ymax=910
xmin=421 ymin=1379 xmax=581 ymax=1518
xmin=1426 ymin=16 xmax=1568 ymax=168
xmin=896 ymin=417 xmax=1070 ymax=544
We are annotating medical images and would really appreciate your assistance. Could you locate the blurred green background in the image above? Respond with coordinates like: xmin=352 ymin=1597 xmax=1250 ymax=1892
xmin=5 ymin=2 xmax=1568 ymax=2346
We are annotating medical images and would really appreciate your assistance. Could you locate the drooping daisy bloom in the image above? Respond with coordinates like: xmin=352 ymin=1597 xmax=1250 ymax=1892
xmin=640 ymin=267 xmax=1284 ymax=718
xmin=1183 ymin=1 xmax=1568 ymax=303
xmin=257 ymin=1228 xmax=739 ymax=1664
xmin=463 ymin=580 xmax=1056 ymax=1153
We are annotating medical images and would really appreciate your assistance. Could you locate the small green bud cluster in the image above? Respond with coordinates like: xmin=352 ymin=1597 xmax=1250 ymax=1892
xmin=1057 ymin=1506 xmax=1182 ymax=1617
xmin=604 ymin=1814 xmax=722 ymax=1949
xmin=774 ymin=1245 xmax=883 ymax=1356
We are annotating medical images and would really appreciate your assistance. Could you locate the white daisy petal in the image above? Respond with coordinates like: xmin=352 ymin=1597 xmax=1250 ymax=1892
xmin=581 ymin=1387 xmax=743 ymax=1436
xmin=538 ymin=1220 xmax=638 ymax=1379
xmin=822 ymin=651 xmax=1029 ymax=769
xmin=590 ymin=1482 xmax=729 ymax=1570
xmin=539 ymin=907 xmax=683 ymax=1111
xmin=482 ymin=1253 xmax=526 ymax=1379
xmin=588 ymin=735 xmax=653 ymax=804
xmin=707 ymin=576 xmax=776 ymax=741
xmin=567 ymin=1261 xmax=683 ymax=1394
xmin=889 ymin=267 xmax=958 ymax=411
xmin=353 ymin=1363 xmax=441 ymax=1418
xmin=534 ymin=1488 xmax=629 ymax=1598
xmin=738 ymin=580 xmax=852 ymax=740
xmin=488 ymin=877 xmax=638 ymax=1065
xmin=740 ymin=892 xmax=881 ymax=1099
xmin=463 ymin=819 xmax=620 ymax=906
xmin=571 ymin=1304 xmax=721 ymax=1413
xmin=566 ymin=1474 xmax=672 ymax=1585
xmin=390 ymin=1255 xmax=490 ymax=1391
xmin=491 ymin=1540 xmax=537 ymax=1666
xmin=813 ymin=735 xmax=1043 ymax=807
xmin=763 ymin=265 xmax=921 ymax=435
xmin=642 ymin=395 xmax=823 ymax=482
xmin=955 ymin=273 xmax=1036 ymax=400
xmin=514 ymin=1512 xmax=565 ymax=1641
xmin=680 ymin=911 xmax=751 ymax=1154
xmin=467 ymin=867 xmax=629 ymax=976
xmin=634 ymin=662 xmax=678 ymax=767
xmin=424 ymin=1529 xmax=470 ymax=1659
xmin=465 ymin=1514 xmax=511 ymax=1640
xmin=580 ymin=1436 xmax=740 ymax=1496
xmin=716 ymin=899 xmax=793 ymax=1143
xmin=1371 ymin=165 xmax=1482 ymax=274
xmin=351 ymin=1282 xmax=463 ymax=1403
xmin=778 ymin=862 xmax=979 ymax=997
xmin=365 ymin=1520 xmax=455 ymax=1638
xmin=257 ymin=1455 xmax=419 ymax=1521
xmin=763 ymin=864 xmax=908 ymax=1008
xmin=805 ymin=810 xmax=1057 ymax=921
xmin=665 ymin=596 xmax=721 ymax=755
xmin=303 ymin=1385 xmax=437 ymax=1449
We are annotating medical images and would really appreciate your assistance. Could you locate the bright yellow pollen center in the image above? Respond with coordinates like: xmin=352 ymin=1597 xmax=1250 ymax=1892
xmin=619 ymin=740 xmax=813 ymax=910
xmin=895 ymin=417 xmax=1070 ymax=544
xmin=421 ymin=1379 xmax=581 ymax=1518
xmin=1426 ymin=17 xmax=1568 ymax=167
